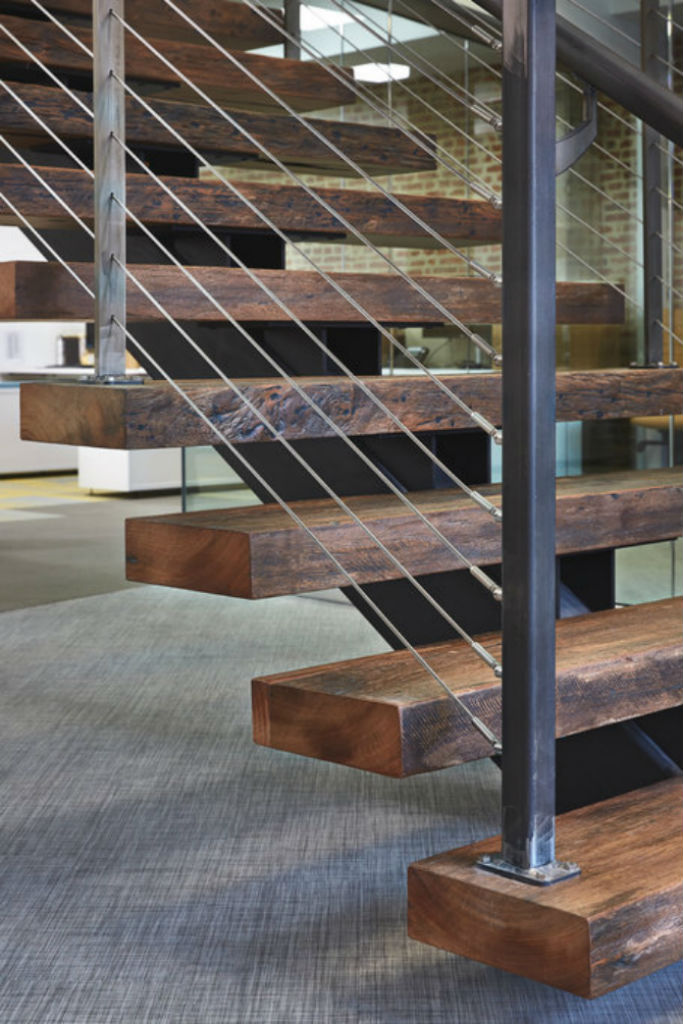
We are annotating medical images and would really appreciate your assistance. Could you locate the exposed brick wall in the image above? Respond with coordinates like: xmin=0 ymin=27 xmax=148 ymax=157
xmin=209 ymin=61 xmax=681 ymax=369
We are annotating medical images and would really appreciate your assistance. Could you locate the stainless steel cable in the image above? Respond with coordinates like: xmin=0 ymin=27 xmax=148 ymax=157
xmin=110 ymin=81 xmax=506 ymax=453
xmin=1 ymin=7 xmax=504 ymax=383
xmin=655 ymin=8 xmax=683 ymax=31
xmin=0 ymin=157 xmax=505 ymax=678
xmin=0 ymin=187 xmax=94 ymax=295
xmin=245 ymin=0 xmax=503 ymax=208
xmin=126 ymin=5 xmax=503 ymax=273
xmin=323 ymin=0 xmax=502 ymax=130
xmin=0 ymin=36 xmax=506 ymax=514
xmin=254 ymin=0 xmax=650 ymax=274
xmin=110 ymin=185 xmax=505 ymax=596
xmin=115 ymin=8 xmax=506 ymax=352
xmin=115 ymin=317 xmax=503 ymax=750
xmin=0 ymin=179 xmax=503 ymax=745
xmin=562 ymin=0 xmax=640 ymax=51
xmin=112 ymin=251 xmax=505 ymax=669
xmin=657 ymin=319 xmax=683 ymax=347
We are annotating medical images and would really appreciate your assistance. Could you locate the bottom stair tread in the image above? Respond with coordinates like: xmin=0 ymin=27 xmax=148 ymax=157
xmin=252 ymin=598 xmax=683 ymax=776
xmin=407 ymin=777 xmax=683 ymax=998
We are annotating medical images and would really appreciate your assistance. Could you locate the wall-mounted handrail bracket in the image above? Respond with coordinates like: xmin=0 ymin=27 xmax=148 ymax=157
xmin=555 ymin=82 xmax=597 ymax=176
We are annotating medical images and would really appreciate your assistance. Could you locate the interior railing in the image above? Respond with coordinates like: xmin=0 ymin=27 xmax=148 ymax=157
xmin=2 ymin=0 xmax=681 ymax=882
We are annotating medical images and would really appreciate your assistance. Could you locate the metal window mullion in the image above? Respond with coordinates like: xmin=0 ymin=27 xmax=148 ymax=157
xmin=641 ymin=0 xmax=666 ymax=365
xmin=500 ymin=0 xmax=558 ymax=872
xmin=93 ymin=0 xmax=126 ymax=378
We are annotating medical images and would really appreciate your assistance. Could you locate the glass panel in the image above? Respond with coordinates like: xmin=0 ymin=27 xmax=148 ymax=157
xmin=183 ymin=447 xmax=259 ymax=512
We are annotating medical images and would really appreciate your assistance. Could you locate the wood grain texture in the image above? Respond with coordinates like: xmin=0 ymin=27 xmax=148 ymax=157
xmin=0 ymin=262 xmax=624 ymax=324
xmin=0 ymin=164 xmax=499 ymax=247
xmin=9 ymin=0 xmax=285 ymax=49
xmin=251 ymin=599 xmax=683 ymax=775
xmin=124 ymin=468 xmax=683 ymax=596
xmin=0 ymin=14 xmax=353 ymax=112
xmin=19 ymin=368 xmax=682 ymax=448
xmin=407 ymin=778 xmax=683 ymax=997
xmin=0 ymin=82 xmax=435 ymax=175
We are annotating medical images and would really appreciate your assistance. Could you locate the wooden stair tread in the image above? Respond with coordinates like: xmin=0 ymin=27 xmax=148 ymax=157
xmin=0 ymin=164 xmax=500 ymax=247
xmin=251 ymin=599 xmax=683 ymax=775
xmin=20 ymin=368 xmax=682 ymax=448
xmin=124 ymin=467 xmax=682 ymax=597
xmin=0 ymin=13 xmax=352 ymax=112
xmin=0 ymin=261 xmax=624 ymax=324
xmin=0 ymin=82 xmax=435 ymax=175
xmin=407 ymin=777 xmax=683 ymax=997
xmin=9 ymin=0 xmax=285 ymax=50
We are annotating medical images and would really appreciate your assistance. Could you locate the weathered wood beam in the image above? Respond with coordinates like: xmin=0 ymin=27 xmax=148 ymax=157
xmin=408 ymin=778 xmax=683 ymax=996
xmin=125 ymin=469 xmax=682 ymax=597
xmin=0 ymin=262 xmax=624 ymax=323
xmin=0 ymin=13 xmax=353 ymax=111
xmin=0 ymin=164 xmax=500 ymax=247
xmin=20 ymin=368 xmax=681 ymax=448
xmin=252 ymin=599 xmax=683 ymax=775
xmin=0 ymin=82 xmax=436 ymax=175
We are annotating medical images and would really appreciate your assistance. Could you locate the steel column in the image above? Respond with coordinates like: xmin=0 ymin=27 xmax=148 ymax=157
xmin=284 ymin=0 xmax=301 ymax=60
xmin=641 ymin=0 xmax=666 ymax=365
xmin=479 ymin=0 xmax=578 ymax=885
xmin=93 ymin=0 xmax=127 ymax=378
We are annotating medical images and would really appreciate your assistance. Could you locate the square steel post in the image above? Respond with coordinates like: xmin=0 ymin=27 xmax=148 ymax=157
xmin=93 ymin=0 xmax=127 ymax=379
xmin=640 ymin=0 xmax=666 ymax=365
xmin=478 ymin=0 xmax=579 ymax=885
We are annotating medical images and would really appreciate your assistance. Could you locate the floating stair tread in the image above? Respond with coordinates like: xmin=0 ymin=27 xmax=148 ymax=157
xmin=0 ymin=14 xmax=352 ymax=112
xmin=20 ymin=368 xmax=682 ymax=448
xmin=252 ymin=598 xmax=683 ymax=776
xmin=10 ymin=0 xmax=285 ymax=50
xmin=407 ymin=777 xmax=683 ymax=997
xmin=0 ymin=164 xmax=499 ymax=247
xmin=124 ymin=468 xmax=682 ymax=597
xmin=0 ymin=82 xmax=435 ymax=175
xmin=0 ymin=262 xmax=624 ymax=324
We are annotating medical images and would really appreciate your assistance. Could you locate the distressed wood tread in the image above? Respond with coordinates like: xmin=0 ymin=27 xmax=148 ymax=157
xmin=0 ymin=14 xmax=352 ymax=112
xmin=407 ymin=777 xmax=683 ymax=997
xmin=251 ymin=598 xmax=683 ymax=776
xmin=0 ymin=261 xmax=624 ymax=324
xmin=20 ymin=368 xmax=682 ymax=449
xmin=0 ymin=82 xmax=435 ymax=176
xmin=9 ymin=0 xmax=285 ymax=50
xmin=124 ymin=468 xmax=682 ymax=597
xmin=0 ymin=164 xmax=500 ymax=248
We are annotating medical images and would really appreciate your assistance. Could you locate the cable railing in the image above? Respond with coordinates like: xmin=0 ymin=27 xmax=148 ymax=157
xmin=247 ymin=0 xmax=651 ymax=316
xmin=0 ymin=0 xmax=527 ymax=727
xmin=0 ymin=20 xmax=506 ymax=522
xmin=0 ymin=0 xmax=680 ymax=889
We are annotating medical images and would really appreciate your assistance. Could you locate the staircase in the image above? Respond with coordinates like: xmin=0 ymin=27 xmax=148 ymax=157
xmin=6 ymin=0 xmax=682 ymax=1000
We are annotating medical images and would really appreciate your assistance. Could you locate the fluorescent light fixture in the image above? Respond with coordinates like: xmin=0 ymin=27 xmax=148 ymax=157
xmin=300 ymin=5 xmax=353 ymax=31
xmin=353 ymin=62 xmax=410 ymax=83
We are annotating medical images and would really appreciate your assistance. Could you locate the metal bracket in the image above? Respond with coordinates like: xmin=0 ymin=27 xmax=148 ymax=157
xmin=79 ymin=374 xmax=147 ymax=385
xmin=477 ymin=853 xmax=581 ymax=886
xmin=629 ymin=361 xmax=679 ymax=369
xmin=555 ymin=83 xmax=597 ymax=176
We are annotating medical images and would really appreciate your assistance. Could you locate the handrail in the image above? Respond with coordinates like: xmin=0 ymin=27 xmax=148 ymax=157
xmin=365 ymin=0 xmax=683 ymax=144
xmin=473 ymin=0 xmax=683 ymax=145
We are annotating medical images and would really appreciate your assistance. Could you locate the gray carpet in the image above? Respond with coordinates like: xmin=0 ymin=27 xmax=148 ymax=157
xmin=0 ymin=586 xmax=680 ymax=1023
xmin=0 ymin=492 xmax=179 ymax=612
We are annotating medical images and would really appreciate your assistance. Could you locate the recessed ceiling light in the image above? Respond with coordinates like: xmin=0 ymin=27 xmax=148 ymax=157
xmin=353 ymin=63 xmax=410 ymax=83
xmin=300 ymin=5 xmax=353 ymax=31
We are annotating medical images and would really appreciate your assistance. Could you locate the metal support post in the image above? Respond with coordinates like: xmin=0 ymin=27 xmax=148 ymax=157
xmin=284 ymin=0 xmax=301 ymax=60
xmin=640 ymin=0 xmax=666 ymax=366
xmin=93 ymin=0 xmax=127 ymax=379
xmin=478 ymin=0 xmax=579 ymax=886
